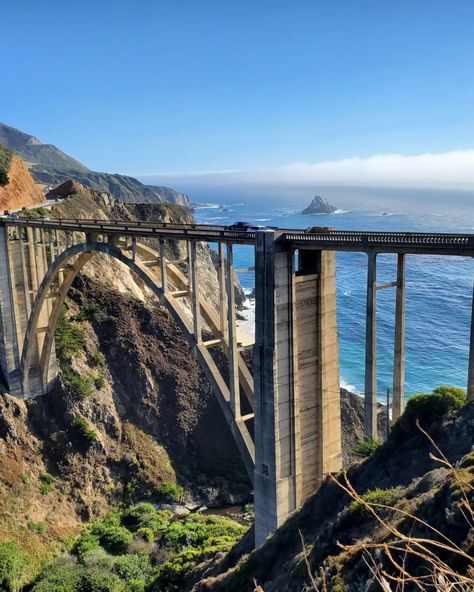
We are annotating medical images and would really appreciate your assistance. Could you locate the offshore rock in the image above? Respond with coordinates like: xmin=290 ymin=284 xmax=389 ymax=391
xmin=301 ymin=195 xmax=337 ymax=214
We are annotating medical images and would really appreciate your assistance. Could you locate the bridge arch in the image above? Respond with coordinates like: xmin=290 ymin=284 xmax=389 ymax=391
xmin=20 ymin=240 xmax=255 ymax=477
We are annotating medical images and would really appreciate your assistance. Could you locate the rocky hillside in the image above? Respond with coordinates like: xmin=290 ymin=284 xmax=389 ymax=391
xmin=0 ymin=122 xmax=191 ymax=207
xmin=0 ymin=123 xmax=88 ymax=171
xmin=192 ymin=388 xmax=474 ymax=591
xmin=0 ymin=147 xmax=45 ymax=210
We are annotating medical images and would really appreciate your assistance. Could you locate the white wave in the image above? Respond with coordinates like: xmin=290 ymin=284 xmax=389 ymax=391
xmin=334 ymin=209 xmax=351 ymax=214
xmin=194 ymin=203 xmax=221 ymax=209
xmin=239 ymin=297 xmax=256 ymax=336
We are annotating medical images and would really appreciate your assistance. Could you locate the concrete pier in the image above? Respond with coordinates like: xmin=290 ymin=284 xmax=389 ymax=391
xmin=392 ymin=253 xmax=406 ymax=420
xmin=364 ymin=251 xmax=377 ymax=439
xmin=226 ymin=243 xmax=240 ymax=418
xmin=253 ymin=231 xmax=341 ymax=546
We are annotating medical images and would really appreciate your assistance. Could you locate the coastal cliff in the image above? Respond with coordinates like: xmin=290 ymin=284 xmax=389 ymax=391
xmin=0 ymin=122 xmax=191 ymax=207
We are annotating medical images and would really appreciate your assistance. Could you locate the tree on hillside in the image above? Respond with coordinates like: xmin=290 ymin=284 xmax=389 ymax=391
xmin=0 ymin=169 xmax=9 ymax=186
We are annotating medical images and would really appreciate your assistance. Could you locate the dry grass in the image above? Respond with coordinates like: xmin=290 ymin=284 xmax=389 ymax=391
xmin=325 ymin=420 xmax=474 ymax=591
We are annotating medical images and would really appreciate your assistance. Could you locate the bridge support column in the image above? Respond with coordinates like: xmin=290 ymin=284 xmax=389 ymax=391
xmin=159 ymin=240 xmax=168 ymax=293
xmin=218 ymin=243 xmax=227 ymax=339
xmin=392 ymin=253 xmax=406 ymax=421
xmin=226 ymin=244 xmax=240 ymax=417
xmin=254 ymin=231 xmax=341 ymax=547
xmin=190 ymin=241 xmax=202 ymax=343
xmin=364 ymin=251 xmax=377 ymax=439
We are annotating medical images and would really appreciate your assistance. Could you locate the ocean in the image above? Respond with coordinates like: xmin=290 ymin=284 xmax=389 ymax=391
xmin=193 ymin=202 xmax=474 ymax=400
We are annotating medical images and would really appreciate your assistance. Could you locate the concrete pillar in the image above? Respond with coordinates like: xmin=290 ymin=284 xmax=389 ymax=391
xmin=131 ymin=237 xmax=137 ymax=262
xmin=159 ymin=239 xmax=168 ymax=292
xmin=190 ymin=241 xmax=202 ymax=343
xmin=364 ymin=251 xmax=378 ymax=439
xmin=218 ymin=242 xmax=227 ymax=339
xmin=468 ymin=280 xmax=474 ymax=402
xmin=392 ymin=253 xmax=406 ymax=420
xmin=254 ymin=231 xmax=341 ymax=547
xmin=226 ymin=243 xmax=240 ymax=418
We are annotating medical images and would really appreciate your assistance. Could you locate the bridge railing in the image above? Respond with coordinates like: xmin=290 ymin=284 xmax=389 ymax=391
xmin=282 ymin=230 xmax=474 ymax=250
xmin=1 ymin=218 xmax=257 ymax=243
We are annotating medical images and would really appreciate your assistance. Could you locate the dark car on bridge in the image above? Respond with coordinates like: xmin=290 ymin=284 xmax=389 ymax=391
xmin=228 ymin=221 xmax=269 ymax=232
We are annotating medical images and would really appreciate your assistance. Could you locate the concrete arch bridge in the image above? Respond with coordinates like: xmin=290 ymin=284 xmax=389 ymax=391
xmin=0 ymin=217 xmax=473 ymax=546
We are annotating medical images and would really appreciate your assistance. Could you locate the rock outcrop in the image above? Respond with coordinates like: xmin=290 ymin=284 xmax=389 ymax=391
xmin=301 ymin=195 xmax=337 ymax=214
xmin=0 ymin=153 xmax=45 ymax=211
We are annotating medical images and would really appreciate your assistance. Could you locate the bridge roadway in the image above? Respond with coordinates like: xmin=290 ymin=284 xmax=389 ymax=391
xmin=3 ymin=217 xmax=474 ymax=255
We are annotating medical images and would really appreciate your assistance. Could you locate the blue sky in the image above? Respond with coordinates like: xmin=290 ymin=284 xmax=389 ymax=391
xmin=2 ymin=0 xmax=474 ymax=202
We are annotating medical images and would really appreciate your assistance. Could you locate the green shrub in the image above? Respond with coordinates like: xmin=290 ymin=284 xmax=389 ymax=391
xmin=155 ymin=482 xmax=183 ymax=503
xmin=348 ymin=487 xmax=399 ymax=518
xmin=73 ymin=415 xmax=98 ymax=444
xmin=0 ymin=145 xmax=12 ymax=187
xmin=0 ymin=170 xmax=9 ymax=186
xmin=391 ymin=385 xmax=467 ymax=439
xmin=136 ymin=527 xmax=154 ymax=542
xmin=90 ymin=351 xmax=106 ymax=367
xmin=98 ymin=526 xmax=132 ymax=555
xmin=79 ymin=568 xmax=126 ymax=592
xmin=94 ymin=375 xmax=106 ymax=390
xmin=80 ymin=548 xmax=114 ymax=570
xmin=244 ymin=503 xmax=254 ymax=517
xmin=28 ymin=521 xmax=46 ymax=534
xmin=39 ymin=473 xmax=54 ymax=495
xmin=72 ymin=303 xmax=100 ymax=323
xmin=55 ymin=309 xmax=87 ymax=361
xmin=121 ymin=503 xmax=171 ymax=533
xmin=32 ymin=559 xmax=83 ymax=592
xmin=112 ymin=554 xmax=151 ymax=583
xmin=352 ymin=437 xmax=380 ymax=458
xmin=0 ymin=541 xmax=30 ymax=592
xmin=161 ymin=514 xmax=247 ymax=552
xmin=64 ymin=369 xmax=94 ymax=399
xmin=73 ymin=534 xmax=101 ymax=559
xmin=150 ymin=514 xmax=247 ymax=590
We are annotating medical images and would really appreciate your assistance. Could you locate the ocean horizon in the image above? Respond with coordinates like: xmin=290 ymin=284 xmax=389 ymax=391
xmin=192 ymin=198 xmax=474 ymax=401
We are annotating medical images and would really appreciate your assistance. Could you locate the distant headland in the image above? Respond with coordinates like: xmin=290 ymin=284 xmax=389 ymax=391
xmin=301 ymin=195 xmax=337 ymax=214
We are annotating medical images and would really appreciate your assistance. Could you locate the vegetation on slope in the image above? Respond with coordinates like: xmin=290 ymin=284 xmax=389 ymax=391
xmin=0 ymin=144 xmax=12 ymax=186
xmin=0 ymin=502 xmax=247 ymax=592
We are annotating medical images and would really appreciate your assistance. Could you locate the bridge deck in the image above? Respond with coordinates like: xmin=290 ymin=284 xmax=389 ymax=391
xmin=2 ymin=217 xmax=474 ymax=255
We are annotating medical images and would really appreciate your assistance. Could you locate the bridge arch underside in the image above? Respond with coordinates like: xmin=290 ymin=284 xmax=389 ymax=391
xmin=21 ymin=241 xmax=255 ymax=479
